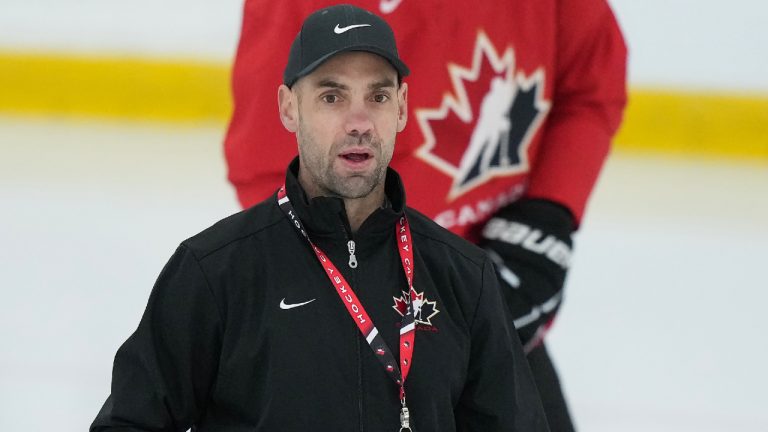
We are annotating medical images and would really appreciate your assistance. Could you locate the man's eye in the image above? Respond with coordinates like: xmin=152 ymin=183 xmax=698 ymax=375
xmin=373 ymin=94 xmax=390 ymax=103
xmin=322 ymin=94 xmax=339 ymax=103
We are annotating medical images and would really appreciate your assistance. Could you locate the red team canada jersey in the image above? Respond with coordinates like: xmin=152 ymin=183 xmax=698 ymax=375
xmin=225 ymin=0 xmax=627 ymax=241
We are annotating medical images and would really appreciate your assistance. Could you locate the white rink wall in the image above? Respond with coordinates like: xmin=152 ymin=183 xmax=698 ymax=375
xmin=0 ymin=0 xmax=767 ymax=90
xmin=0 ymin=0 xmax=242 ymax=60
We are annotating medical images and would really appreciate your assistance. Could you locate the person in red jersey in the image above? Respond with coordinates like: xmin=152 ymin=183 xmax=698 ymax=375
xmin=224 ymin=1 xmax=627 ymax=429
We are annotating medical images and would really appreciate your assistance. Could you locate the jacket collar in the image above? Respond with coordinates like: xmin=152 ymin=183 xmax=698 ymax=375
xmin=284 ymin=157 xmax=406 ymax=238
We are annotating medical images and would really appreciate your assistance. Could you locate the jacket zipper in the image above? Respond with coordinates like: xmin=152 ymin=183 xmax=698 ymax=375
xmin=351 ymin=237 xmax=363 ymax=431
xmin=340 ymin=217 xmax=364 ymax=430
xmin=349 ymin=239 xmax=364 ymax=431
xmin=338 ymin=213 xmax=358 ymax=270
xmin=347 ymin=240 xmax=358 ymax=268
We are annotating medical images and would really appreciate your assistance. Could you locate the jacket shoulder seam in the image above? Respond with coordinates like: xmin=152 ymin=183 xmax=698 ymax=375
xmin=179 ymin=243 xmax=226 ymax=327
xmin=468 ymin=258 xmax=492 ymax=329
xmin=409 ymin=227 xmax=485 ymax=270
xmin=187 ymin=215 xmax=285 ymax=261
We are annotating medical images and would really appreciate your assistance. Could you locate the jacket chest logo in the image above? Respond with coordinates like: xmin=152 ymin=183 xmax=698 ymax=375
xmin=414 ymin=31 xmax=551 ymax=200
xmin=393 ymin=287 xmax=440 ymax=327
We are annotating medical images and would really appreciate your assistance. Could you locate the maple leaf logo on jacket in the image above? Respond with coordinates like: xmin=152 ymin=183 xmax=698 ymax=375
xmin=393 ymin=288 xmax=440 ymax=326
xmin=415 ymin=31 xmax=551 ymax=200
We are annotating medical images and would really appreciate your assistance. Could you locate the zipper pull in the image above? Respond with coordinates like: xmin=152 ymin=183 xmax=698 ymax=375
xmin=347 ymin=240 xmax=358 ymax=269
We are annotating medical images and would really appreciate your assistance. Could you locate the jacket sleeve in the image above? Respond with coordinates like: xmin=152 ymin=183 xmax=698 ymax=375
xmin=525 ymin=0 xmax=628 ymax=224
xmin=90 ymin=245 xmax=223 ymax=432
xmin=454 ymin=258 xmax=550 ymax=432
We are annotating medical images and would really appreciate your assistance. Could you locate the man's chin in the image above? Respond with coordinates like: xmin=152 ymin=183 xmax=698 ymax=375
xmin=327 ymin=177 xmax=378 ymax=200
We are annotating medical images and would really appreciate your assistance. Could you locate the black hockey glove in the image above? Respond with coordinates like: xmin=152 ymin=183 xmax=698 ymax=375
xmin=479 ymin=198 xmax=575 ymax=353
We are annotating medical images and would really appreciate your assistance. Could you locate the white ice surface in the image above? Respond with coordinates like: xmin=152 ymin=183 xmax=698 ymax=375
xmin=1 ymin=115 xmax=767 ymax=430
xmin=549 ymin=154 xmax=768 ymax=430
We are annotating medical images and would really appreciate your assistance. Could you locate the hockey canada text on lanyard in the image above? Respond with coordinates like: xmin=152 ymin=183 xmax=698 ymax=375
xmin=277 ymin=186 xmax=417 ymax=431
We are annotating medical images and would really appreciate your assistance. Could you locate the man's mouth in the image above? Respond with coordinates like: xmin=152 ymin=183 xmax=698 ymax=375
xmin=341 ymin=152 xmax=372 ymax=162
xmin=339 ymin=147 xmax=374 ymax=163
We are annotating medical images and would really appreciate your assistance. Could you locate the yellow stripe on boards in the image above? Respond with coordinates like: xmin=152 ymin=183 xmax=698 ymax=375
xmin=615 ymin=88 xmax=768 ymax=160
xmin=1 ymin=51 xmax=767 ymax=160
xmin=0 ymin=51 xmax=231 ymax=123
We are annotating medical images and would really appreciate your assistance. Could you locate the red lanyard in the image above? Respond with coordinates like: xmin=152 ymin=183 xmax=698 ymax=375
xmin=277 ymin=186 xmax=416 ymax=430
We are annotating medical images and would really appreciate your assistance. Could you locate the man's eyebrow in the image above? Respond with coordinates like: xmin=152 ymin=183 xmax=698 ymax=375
xmin=315 ymin=79 xmax=348 ymax=90
xmin=311 ymin=78 xmax=397 ymax=91
xmin=369 ymin=79 xmax=397 ymax=90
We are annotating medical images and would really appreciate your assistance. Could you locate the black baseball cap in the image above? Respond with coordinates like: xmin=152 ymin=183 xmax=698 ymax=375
xmin=283 ymin=4 xmax=410 ymax=87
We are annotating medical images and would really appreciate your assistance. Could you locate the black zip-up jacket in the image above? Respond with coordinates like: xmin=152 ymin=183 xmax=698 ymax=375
xmin=91 ymin=160 xmax=549 ymax=432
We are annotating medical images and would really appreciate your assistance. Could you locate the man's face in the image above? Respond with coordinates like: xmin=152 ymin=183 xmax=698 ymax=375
xmin=279 ymin=51 xmax=408 ymax=199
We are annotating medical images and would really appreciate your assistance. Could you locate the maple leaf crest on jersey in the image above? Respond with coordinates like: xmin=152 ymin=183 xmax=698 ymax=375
xmin=393 ymin=287 xmax=440 ymax=327
xmin=415 ymin=31 xmax=551 ymax=200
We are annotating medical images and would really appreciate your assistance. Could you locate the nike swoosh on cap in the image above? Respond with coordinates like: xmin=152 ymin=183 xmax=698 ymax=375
xmin=279 ymin=298 xmax=316 ymax=310
xmin=334 ymin=23 xmax=372 ymax=34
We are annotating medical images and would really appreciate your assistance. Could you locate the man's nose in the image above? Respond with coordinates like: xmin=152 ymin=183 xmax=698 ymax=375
xmin=344 ymin=100 xmax=374 ymax=137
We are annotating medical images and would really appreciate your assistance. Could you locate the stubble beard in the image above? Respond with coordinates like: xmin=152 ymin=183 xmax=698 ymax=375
xmin=298 ymin=125 xmax=389 ymax=200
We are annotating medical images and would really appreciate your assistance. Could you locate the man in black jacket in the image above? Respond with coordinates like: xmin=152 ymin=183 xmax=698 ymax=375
xmin=91 ymin=5 xmax=549 ymax=431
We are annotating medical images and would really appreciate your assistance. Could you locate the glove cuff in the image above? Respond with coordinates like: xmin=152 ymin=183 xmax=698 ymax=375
xmin=496 ymin=198 xmax=575 ymax=234
xmin=482 ymin=199 xmax=575 ymax=271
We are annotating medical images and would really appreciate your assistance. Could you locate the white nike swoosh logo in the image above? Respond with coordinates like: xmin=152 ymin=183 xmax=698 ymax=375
xmin=279 ymin=298 xmax=316 ymax=310
xmin=379 ymin=0 xmax=404 ymax=14
xmin=334 ymin=23 xmax=371 ymax=34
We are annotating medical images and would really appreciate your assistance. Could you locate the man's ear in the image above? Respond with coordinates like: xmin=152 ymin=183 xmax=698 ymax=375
xmin=396 ymin=82 xmax=408 ymax=133
xmin=278 ymin=84 xmax=298 ymax=132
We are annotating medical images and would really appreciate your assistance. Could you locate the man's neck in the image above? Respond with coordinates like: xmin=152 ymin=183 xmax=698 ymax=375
xmin=342 ymin=187 xmax=386 ymax=233
xmin=297 ymin=171 xmax=386 ymax=233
